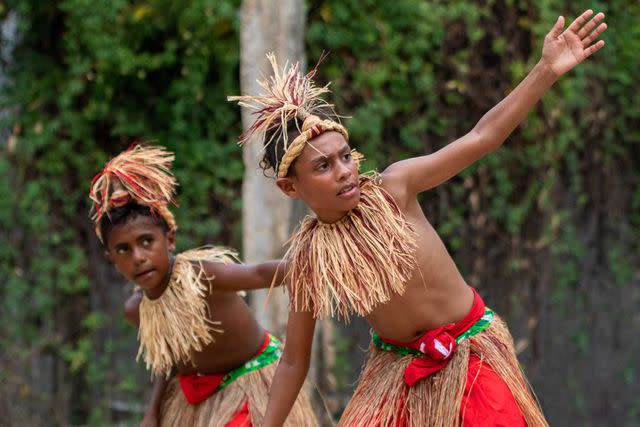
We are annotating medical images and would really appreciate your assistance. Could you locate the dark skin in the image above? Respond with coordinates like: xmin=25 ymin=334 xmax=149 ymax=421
xmin=264 ymin=10 xmax=607 ymax=426
xmin=106 ymin=214 xmax=287 ymax=426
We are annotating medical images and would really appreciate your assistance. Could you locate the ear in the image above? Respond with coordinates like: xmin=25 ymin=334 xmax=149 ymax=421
xmin=276 ymin=177 xmax=301 ymax=199
xmin=166 ymin=228 xmax=176 ymax=252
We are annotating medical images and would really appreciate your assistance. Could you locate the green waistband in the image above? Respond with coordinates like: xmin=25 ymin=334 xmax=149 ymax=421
xmin=372 ymin=307 xmax=495 ymax=356
xmin=219 ymin=334 xmax=282 ymax=390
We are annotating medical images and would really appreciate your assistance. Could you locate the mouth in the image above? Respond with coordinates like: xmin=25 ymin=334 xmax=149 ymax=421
xmin=135 ymin=268 xmax=155 ymax=280
xmin=337 ymin=182 xmax=358 ymax=197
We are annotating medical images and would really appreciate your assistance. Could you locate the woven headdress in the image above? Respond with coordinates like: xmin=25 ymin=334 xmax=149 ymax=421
xmin=228 ymin=52 xmax=349 ymax=177
xmin=89 ymin=144 xmax=177 ymax=243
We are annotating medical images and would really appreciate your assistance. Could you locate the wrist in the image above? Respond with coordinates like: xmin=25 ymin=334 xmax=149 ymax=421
xmin=534 ymin=59 xmax=560 ymax=85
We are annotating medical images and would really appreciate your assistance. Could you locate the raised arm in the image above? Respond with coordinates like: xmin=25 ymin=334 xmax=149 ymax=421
xmin=263 ymin=309 xmax=316 ymax=427
xmin=383 ymin=10 xmax=607 ymax=197
xmin=201 ymin=259 xmax=288 ymax=292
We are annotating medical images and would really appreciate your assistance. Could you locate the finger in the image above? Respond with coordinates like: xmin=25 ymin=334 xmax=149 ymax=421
xmin=582 ymin=22 xmax=608 ymax=47
xmin=584 ymin=40 xmax=605 ymax=59
xmin=567 ymin=9 xmax=594 ymax=33
xmin=577 ymin=12 xmax=605 ymax=39
xmin=548 ymin=15 xmax=565 ymax=39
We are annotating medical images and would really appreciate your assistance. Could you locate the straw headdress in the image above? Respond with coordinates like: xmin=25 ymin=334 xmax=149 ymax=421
xmin=89 ymin=143 xmax=177 ymax=242
xmin=227 ymin=52 xmax=349 ymax=177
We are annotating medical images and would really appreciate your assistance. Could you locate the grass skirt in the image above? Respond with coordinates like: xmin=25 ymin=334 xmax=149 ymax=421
xmin=338 ymin=316 xmax=548 ymax=427
xmin=159 ymin=362 xmax=318 ymax=427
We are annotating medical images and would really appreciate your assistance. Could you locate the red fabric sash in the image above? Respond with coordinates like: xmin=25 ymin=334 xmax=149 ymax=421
xmin=225 ymin=401 xmax=252 ymax=427
xmin=178 ymin=332 xmax=271 ymax=405
xmin=379 ymin=289 xmax=486 ymax=387
xmin=460 ymin=355 xmax=526 ymax=426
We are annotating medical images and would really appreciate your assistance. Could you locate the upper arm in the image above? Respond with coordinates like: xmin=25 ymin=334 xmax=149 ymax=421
xmin=382 ymin=129 xmax=490 ymax=196
xmin=280 ymin=309 xmax=316 ymax=368
xmin=200 ymin=259 xmax=287 ymax=293
xmin=123 ymin=290 xmax=142 ymax=328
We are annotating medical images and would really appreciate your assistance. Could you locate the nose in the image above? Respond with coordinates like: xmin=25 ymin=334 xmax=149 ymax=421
xmin=336 ymin=159 xmax=351 ymax=182
xmin=132 ymin=247 xmax=147 ymax=266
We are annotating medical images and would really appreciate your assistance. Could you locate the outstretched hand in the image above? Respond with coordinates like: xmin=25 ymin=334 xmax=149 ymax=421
xmin=541 ymin=9 xmax=607 ymax=77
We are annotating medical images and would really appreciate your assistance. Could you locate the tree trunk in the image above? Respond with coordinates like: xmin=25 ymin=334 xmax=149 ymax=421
xmin=239 ymin=2 xmax=336 ymax=423
xmin=239 ymin=0 xmax=306 ymax=339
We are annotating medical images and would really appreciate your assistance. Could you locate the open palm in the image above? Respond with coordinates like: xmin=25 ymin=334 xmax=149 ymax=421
xmin=541 ymin=10 xmax=607 ymax=77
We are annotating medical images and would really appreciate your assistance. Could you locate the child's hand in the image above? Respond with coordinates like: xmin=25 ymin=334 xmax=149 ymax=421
xmin=541 ymin=9 xmax=607 ymax=77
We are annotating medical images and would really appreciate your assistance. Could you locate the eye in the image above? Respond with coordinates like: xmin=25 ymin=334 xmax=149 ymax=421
xmin=116 ymin=246 xmax=128 ymax=255
xmin=317 ymin=162 xmax=329 ymax=171
xmin=142 ymin=237 xmax=153 ymax=246
xmin=343 ymin=152 xmax=352 ymax=161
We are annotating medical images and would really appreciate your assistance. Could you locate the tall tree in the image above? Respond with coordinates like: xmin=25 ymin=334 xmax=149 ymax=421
xmin=239 ymin=0 xmax=306 ymax=338
xmin=239 ymin=1 xmax=337 ymax=423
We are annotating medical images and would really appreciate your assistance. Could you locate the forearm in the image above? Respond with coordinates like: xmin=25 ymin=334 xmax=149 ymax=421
xmin=474 ymin=60 xmax=558 ymax=151
xmin=144 ymin=373 xmax=170 ymax=418
xmin=262 ymin=357 xmax=309 ymax=427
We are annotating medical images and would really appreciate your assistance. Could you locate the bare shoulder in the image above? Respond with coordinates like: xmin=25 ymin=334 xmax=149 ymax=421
xmin=379 ymin=161 xmax=411 ymax=212
xmin=123 ymin=290 xmax=143 ymax=328
xmin=195 ymin=259 xmax=246 ymax=294
xmin=197 ymin=258 xmax=234 ymax=284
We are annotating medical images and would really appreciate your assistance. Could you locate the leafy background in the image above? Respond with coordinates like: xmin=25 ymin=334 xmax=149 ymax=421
xmin=1 ymin=0 xmax=638 ymax=425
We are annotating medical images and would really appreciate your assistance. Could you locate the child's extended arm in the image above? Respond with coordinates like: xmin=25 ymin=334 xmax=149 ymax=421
xmin=201 ymin=259 xmax=288 ymax=292
xmin=263 ymin=310 xmax=316 ymax=427
xmin=384 ymin=10 xmax=607 ymax=197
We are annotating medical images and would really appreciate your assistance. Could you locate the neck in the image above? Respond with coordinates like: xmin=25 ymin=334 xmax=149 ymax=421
xmin=144 ymin=255 xmax=175 ymax=300
xmin=316 ymin=209 xmax=350 ymax=224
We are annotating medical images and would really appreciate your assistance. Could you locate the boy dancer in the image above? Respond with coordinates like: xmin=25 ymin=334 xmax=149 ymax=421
xmin=89 ymin=144 xmax=317 ymax=426
xmin=229 ymin=9 xmax=606 ymax=427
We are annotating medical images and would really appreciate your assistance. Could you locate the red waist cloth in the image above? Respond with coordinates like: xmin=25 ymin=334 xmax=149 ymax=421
xmin=461 ymin=355 xmax=525 ymax=426
xmin=378 ymin=289 xmax=486 ymax=387
xmin=178 ymin=331 xmax=271 ymax=405
xmin=225 ymin=401 xmax=252 ymax=427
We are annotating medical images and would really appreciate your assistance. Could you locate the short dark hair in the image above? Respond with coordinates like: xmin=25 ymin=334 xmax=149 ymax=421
xmin=262 ymin=117 xmax=302 ymax=176
xmin=261 ymin=111 xmax=337 ymax=176
xmin=99 ymin=202 xmax=169 ymax=246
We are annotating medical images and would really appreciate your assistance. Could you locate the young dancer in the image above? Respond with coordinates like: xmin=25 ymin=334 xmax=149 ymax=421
xmin=89 ymin=144 xmax=317 ymax=426
xmin=229 ymin=10 xmax=607 ymax=426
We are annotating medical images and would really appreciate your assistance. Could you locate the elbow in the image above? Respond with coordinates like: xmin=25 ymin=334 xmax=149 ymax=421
xmin=281 ymin=353 xmax=311 ymax=374
xmin=471 ymin=128 xmax=500 ymax=155
xmin=280 ymin=349 xmax=312 ymax=378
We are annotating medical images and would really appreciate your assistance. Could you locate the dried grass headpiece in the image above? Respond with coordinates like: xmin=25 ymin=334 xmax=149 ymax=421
xmin=89 ymin=143 xmax=177 ymax=242
xmin=228 ymin=52 xmax=349 ymax=177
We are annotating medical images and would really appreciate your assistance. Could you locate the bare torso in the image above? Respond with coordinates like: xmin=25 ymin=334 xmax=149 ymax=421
xmin=176 ymin=289 xmax=265 ymax=375
xmin=129 ymin=272 xmax=266 ymax=376
xmin=364 ymin=178 xmax=475 ymax=342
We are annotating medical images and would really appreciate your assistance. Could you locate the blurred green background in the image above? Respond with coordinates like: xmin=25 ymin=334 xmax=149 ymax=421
xmin=1 ymin=0 xmax=638 ymax=425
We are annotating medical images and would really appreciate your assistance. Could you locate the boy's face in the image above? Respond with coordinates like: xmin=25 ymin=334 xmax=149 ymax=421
xmin=105 ymin=215 xmax=176 ymax=294
xmin=277 ymin=131 xmax=360 ymax=223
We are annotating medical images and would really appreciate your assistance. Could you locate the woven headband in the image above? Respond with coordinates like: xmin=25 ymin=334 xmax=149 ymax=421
xmin=228 ymin=52 xmax=350 ymax=177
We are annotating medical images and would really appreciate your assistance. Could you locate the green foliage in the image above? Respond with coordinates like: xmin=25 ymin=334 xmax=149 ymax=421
xmin=2 ymin=0 xmax=639 ymax=424
xmin=1 ymin=0 xmax=241 ymax=423
xmin=307 ymin=0 xmax=639 ymax=280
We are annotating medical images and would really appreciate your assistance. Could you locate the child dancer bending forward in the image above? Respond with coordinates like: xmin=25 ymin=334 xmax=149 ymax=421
xmin=229 ymin=9 xmax=606 ymax=427
xmin=89 ymin=144 xmax=318 ymax=426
